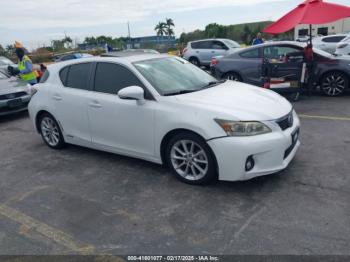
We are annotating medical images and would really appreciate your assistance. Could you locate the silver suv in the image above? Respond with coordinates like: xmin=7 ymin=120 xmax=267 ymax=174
xmin=182 ymin=39 xmax=241 ymax=67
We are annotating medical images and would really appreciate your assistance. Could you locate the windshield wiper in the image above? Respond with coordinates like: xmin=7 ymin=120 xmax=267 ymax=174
xmin=163 ymin=89 xmax=199 ymax=96
xmin=202 ymin=79 xmax=226 ymax=89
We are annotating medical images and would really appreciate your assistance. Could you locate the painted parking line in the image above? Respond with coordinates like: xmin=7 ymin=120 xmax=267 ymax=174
xmin=0 ymin=204 xmax=95 ymax=254
xmin=299 ymin=114 xmax=350 ymax=122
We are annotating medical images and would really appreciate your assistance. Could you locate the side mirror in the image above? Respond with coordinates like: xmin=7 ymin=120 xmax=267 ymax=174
xmin=118 ymin=86 xmax=145 ymax=101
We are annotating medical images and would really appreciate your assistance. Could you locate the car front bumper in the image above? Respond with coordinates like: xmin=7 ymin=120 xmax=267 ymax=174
xmin=208 ymin=113 xmax=300 ymax=182
xmin=0 ymin=95 xmax=31 ymax=116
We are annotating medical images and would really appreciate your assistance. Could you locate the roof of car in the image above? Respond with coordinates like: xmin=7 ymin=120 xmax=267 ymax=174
xmin=190 ymin=38 xmax=234 ymax=43
xmin=237 ymin=41 xmax=305 ymax=52
xmin=101 ymin=50 xmax=159 ymax=57
xmin=47 ymin=53 xmax=172 ymax=70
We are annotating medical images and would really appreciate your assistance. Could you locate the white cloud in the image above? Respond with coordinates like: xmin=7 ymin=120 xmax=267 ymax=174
xmin=0 ymin=0 xmax=285 ymax=30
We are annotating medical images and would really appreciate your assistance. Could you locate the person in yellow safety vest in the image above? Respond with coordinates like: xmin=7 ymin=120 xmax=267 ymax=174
xmin=15 ymin=48 xmax=38 ymax=85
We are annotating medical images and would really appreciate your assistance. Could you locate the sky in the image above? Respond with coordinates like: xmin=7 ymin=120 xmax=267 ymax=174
xmin=0 ymin=0 xmax=349 ymax=50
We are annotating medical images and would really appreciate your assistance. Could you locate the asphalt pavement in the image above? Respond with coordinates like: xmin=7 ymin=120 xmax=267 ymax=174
xmin=0 ymin=94 xmax=349 ymax=255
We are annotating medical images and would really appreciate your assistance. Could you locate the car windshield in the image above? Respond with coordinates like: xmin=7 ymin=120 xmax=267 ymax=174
xmin=0 ymin=57 xmax=14 ymax=66
xmin=133 ymin=57 xmax=218 ymax=96
xmin=222 ymin=39 xmax=240 ymax=48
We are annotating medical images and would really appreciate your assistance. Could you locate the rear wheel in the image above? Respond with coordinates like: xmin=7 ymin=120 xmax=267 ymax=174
xmin=166 ymin=133 xmax=217 ymax=185
xmin=321 ymin=72 xmax=348 ymax=96
xmin=189 ymin=57 xmax=200 ymax=67
xmin=224 ymin=72 xmax=242 ymax=82
xmin=39 ymin=113 xmax=65 ymax=149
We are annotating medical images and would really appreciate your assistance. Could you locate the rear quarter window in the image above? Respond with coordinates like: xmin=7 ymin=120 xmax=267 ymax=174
xmin=59 ymin=66 xmax=69 ymax=85
xmin=322 ymin=36 xmax=346 ymax=43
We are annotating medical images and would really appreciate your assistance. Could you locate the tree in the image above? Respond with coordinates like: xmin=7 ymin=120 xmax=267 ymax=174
xmin=51 ymin=40 xmax=64 ymax=51
xmin=84 ymin=36 xmax=97 ymax=45
xmin=155 ymin=22 xmax=167 ymax=36
xmin=0 ymin=44 xmax=5 ymax=56
xmin=165 ymin=18 xmax=175 ymax=36
xmin=63 ymin=35 xmax=73 ymax=48
xmin=5 ymin=45 xmax=15 ymax=56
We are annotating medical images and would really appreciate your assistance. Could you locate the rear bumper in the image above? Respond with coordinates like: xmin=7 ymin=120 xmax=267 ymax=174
xmin=0 ymin=95 xmax=31 ymax=116
xmin=208 ymin=113 xmax=300 ymax=182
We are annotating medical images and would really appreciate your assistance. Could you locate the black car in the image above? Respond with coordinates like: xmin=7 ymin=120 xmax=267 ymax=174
xmin=211 ymin=41 xmax=350 ymax=96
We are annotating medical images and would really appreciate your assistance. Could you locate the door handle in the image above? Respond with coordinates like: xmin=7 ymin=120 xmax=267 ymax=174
xmin=196 ymin=51 xmax=199 ymax=53
xmin=211 ymin=51 xmax=215 ymax=53
xmin=89 ymin=101 xmax=102 ymax=108
xmin=52 ymin=94 xmax=62 ymax=101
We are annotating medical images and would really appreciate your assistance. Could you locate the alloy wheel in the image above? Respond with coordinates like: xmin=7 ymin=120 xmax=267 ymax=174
xmin=170 ymin=140 xmax=208 ymax=181
xmin=322 ymin=73 xmax=346 ymax=96
xmin=41 ymin=117 xmax=61 ymax=147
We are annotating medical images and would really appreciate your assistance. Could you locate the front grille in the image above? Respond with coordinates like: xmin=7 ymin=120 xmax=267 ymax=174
xmin=276 ymin=111 xmax=293 ymax=131
xmin=0 ymin=102 xmax=28 ymax=114
xmin=0 ymin=92 xmax=27 ymax=101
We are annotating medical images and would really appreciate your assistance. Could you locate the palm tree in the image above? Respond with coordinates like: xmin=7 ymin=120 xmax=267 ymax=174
xmin=165 ymin=18 xmax=175 ymax=36
xmin=155 ymin=22 xmax=167 ymax=36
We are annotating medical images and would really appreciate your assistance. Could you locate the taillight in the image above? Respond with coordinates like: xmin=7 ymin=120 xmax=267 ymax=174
xmin=211 ymin=58 xmax=219 ymax=66
xmin=337 ymin=43 xmax=348 ymax=49
xmin=182 ymin=48 xmax=188 ymax=54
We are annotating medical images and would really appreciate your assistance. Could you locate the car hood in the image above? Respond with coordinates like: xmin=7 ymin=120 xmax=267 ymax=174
xmin=0 ymin=77 xmax=28 ymax=95
xmin=175 ymin=81 xmax=292 ymax=121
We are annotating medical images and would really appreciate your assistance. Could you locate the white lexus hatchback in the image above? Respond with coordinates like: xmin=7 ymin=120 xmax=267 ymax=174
xmin=28 ymin=54 xmax=300 ymax=184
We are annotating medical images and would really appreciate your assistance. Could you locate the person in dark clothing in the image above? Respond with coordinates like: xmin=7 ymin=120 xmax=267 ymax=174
xmin=304 ymin=43 xmax=314 ymax=96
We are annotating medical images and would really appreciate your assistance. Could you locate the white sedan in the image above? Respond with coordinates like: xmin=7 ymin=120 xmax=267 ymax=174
xmin=28 ymin=54 xmax=300 ymax=185
xmin=335 ymin=35 xmax=350 ymax=56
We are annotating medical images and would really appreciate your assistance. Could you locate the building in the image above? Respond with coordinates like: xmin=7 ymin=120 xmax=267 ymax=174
xmin=126 ymin=36 xmax=176 ymax=50
xmin=294 ymin=17 xmax=350 ymax=39
xmin=77 ymin=43 xmax=106 ymax=51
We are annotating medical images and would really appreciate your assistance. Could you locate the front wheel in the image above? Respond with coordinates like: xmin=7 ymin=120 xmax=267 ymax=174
xmin=39 ymin=113 xmax=65 ymax=149
xmin=321 ymin=72 xmax=348 ymax=96
xmin=166 ymin=133 xmax=217 ymax=185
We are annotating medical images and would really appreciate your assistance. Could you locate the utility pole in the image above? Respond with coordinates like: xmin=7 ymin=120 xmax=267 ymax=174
xmin=127 ymin=22 xmax=131 ymax=49
xmin=127 ymin=22 xmax=131 ymax=39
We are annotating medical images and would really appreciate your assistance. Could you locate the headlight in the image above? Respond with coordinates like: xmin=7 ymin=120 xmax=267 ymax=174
xmin=215 ymin=119 xmax=272 ymax=136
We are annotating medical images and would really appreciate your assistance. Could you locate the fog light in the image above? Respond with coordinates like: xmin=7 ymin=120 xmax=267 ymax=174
xmin=245 ymin=156 xmax=255 ymax=172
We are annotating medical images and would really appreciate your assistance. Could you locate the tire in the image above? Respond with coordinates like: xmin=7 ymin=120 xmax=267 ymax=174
xmin=189 ymin=57 xmax=200 ymax=67
xmin=165 ymin=132 xmax=217 ymax=185
xmin=39 ymin=113 xmax=65 ymax=149
xmin=224 ymin=72 xmax=242 ymax=82
xmin=320 ymin=71 xmax=348 ymax=97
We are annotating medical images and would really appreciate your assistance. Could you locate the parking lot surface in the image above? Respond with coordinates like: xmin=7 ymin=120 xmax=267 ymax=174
xmin=0 ymin=94 xmax=349 ymax=255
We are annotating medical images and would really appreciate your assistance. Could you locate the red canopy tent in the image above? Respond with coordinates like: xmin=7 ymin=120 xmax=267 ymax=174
xmin=263 ymin=0 xmax=350 ymax=45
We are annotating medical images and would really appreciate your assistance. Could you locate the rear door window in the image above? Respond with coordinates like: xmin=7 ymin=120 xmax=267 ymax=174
xmin=65 ymin=63 xmax=92 ymax=90
xmin=93 ymin=62 xmax=152 ymax=99
xmin=263 ymin=46 xmax=301 ymax=59
xmin=240 ymin=48 xmax=261 ymax=58
xmin=191 ymin=41 xmax=211 ymax=49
